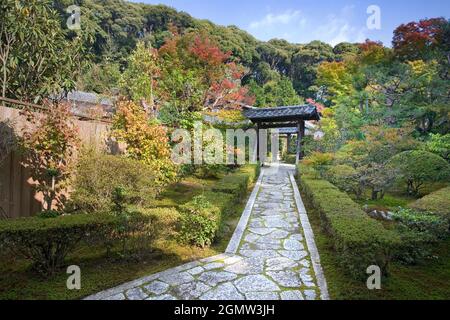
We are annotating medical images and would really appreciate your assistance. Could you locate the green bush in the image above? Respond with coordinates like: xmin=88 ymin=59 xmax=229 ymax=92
xmin=393 ymin=229 xmax=436 ymax=265
xmin=37 ymin=210 xmax=61 ymax=219
xmin=0 ymin=213 xmax=118 ymax=276
xmin=282 ymin=154 xmax=297 ymax=164
xmin=423 ymin=133 xmax=450 ymax=161
xmin=104 ymin=187 xmax=159 ymax=258
xmin=392 ymin=208 xmax=449 ymax=264
xmin=140 ymin=207 xmax=180 ymax=240
xmin=301 ymin=152 xmax=334 ymax=178
xmin=408 ymin=187 xmax=450 ymax=223
xmin=326 ymin=164 xmax=363 ymax=199
xmin=202 ymin=191 xmax=236 ymax=215
xmin=179 ymin=195 xmax=220 ymax=248
xmin=70 ymin=153 xmax=157 ymax=212
xmin=105 ymin=205 xmax=179 ymax=258
xmin=194 ymin=164 xmax=228 ymax=179
xmin=298 ymin=165 xmax=400 ymax=280
xmin=212 ymin=164 xmax=260 ymax=201
xmin=392 ymin=208 xmax=448 ymax=239
xmin=178 ymin=165 xmax=260 ymax=248
xmin=388 ymin=150 xmax=450 ymax=196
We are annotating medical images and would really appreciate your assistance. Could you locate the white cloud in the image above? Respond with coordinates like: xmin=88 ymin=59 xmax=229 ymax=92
xmin=245 ymin=5 xmax=368 ymax=46
xmin=249 ymin=10 xmax=304 ymax=29
xmin=314 ymin=6 xmax=368 ymax=46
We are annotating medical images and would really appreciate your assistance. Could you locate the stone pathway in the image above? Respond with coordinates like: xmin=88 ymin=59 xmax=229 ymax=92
xmin=86 ymin=164 xmax=329 ymax=301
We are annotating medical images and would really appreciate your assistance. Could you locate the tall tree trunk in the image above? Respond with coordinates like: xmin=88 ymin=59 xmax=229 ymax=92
xmin=407 ymin=179 xmax=414 ymax=195
xmin=371 ymin=189 xmax=379 ymax=200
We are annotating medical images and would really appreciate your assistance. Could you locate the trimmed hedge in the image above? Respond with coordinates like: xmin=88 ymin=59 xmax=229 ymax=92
xmin=0 ymin=208 xmax=177 ymax=276
xmin=392 ymin=208 xmax=449 ymax=264
xmin=0 ymin=214 xmax=118 ymax=275
xmin=297 ymin=166 xmax=400 ymax=280
xmin=408 ymin=187 xmax=450 ymax=223
xmin=212 ymin=164 xmax=260 ymax=201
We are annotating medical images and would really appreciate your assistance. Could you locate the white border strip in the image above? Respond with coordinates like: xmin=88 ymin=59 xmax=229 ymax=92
xmin=225 ymin=168 xmax=265 ymax=254
xmin=289 ymin=172 xmax=330 ymax=301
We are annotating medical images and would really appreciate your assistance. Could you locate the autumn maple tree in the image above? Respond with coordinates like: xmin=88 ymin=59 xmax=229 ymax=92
xmin=112 ymin=100 xmax=177 ymax=190
xmin=21 ymin=103 xmax=79 ymax=211
xmin=306 ymin=98 xmax=325 ymax=114
xmin=393 ymin=18 xmax=447 ymax=60
xmin=156 ymin=31 xmax=254 ymax=126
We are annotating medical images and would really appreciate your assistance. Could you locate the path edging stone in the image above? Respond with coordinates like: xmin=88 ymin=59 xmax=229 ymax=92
xmin=225 ymin=168 xmax=265 ymax=254
xmin=289 ymin=172 xmax=330 ymax=300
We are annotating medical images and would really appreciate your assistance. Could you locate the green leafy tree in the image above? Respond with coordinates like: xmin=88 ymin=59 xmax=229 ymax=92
xmin=327 ymin=164 xmax=363 ymax=199
xmin=256 ymin=41 xmax=293 ymax=75
xmin=333 ymin=42 xmax=360 ymax=61
xmin=78 ymin=62 xmax=121 ymax=94
xmin=291 ymin=41 xmax=335 ymax=98
xmin=251 ymin=61 xmax=281 ymax=86
xmin=119 ymin=42 xmax=160 ymax=106
xmin=249 ymin=77 xmax=302 ymax=107
xmin=389 ymin=150 xmax=450 ymax=195
xmin=423 ymin=134 xmax=450 ymax=161
xmin=357 ymin=163 xmax=398 ymax=200
xmin=0 ymin=0 xmax=82 ymax=102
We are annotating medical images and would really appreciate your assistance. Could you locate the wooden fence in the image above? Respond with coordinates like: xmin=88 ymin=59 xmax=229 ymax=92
xmin=0 ymin=101 xmax=115 ymax=219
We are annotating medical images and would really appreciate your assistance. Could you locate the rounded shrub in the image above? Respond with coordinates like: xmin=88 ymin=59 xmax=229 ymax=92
xmin=302 ymin=152 xmax=334 ymax=178
xmin=179 ymin=195 xmax=220 ymax=248
xmin=326 ymin=164 xmax=363 ymax=198
xmin=70 ymin=153 xmax=157 ymax=212
xmin=388 ymin=150 xmax=450 ymax=196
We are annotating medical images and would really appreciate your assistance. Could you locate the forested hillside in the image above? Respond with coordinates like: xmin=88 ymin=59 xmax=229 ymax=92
xmin=2 ymin=0 xmax=449 ymax=136
xmin=53 ymin=1 xmax=449 ymax=133
xmin=52 ymin=0 xmax=348 ymax=102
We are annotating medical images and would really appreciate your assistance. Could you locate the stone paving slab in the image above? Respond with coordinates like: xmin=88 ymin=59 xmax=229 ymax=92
xmin=85 ymin=164 xmax=329 ymax=301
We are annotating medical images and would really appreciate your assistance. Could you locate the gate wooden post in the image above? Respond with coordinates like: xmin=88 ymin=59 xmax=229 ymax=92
xmin=296 ymin=122 xmax=301 ymax=165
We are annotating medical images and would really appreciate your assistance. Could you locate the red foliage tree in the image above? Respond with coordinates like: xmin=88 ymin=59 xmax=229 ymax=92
xmin=158 ymin=31 xmax=254 ymax=112
xmin=206 ymin=62 xmax=255 ymax=109
xmin=359 ymin=39 xmax=384 ymax=52
xmin=392 ymin=18 xmax=447 ymax=60
xmin=306 ymin=98 xmax=325 ymax=113
xmin=189 ymin=35 xmax=231 ymax=68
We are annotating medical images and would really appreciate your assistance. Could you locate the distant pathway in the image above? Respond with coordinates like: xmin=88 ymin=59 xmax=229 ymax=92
xmin=86 ymin=164 xmax=329 ymax=300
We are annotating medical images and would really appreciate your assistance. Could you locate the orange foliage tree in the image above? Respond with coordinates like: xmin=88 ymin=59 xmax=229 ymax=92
xmin=20 ymin=103 xmax=79 ymax=211
xmin=112 ymin=100 xmax=177 ymax=190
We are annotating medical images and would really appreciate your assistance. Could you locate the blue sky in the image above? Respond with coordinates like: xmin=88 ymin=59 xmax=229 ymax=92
xmin=129 ymin=0 xmax=449 ymax=46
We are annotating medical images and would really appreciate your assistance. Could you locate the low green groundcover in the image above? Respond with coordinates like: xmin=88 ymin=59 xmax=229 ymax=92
xmin=409 ymin=187 xmax=450 ymax=222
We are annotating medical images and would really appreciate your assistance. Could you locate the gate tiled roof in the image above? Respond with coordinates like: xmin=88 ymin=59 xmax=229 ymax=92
xmin=243 ymin=105 xmax=320 ymax=122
